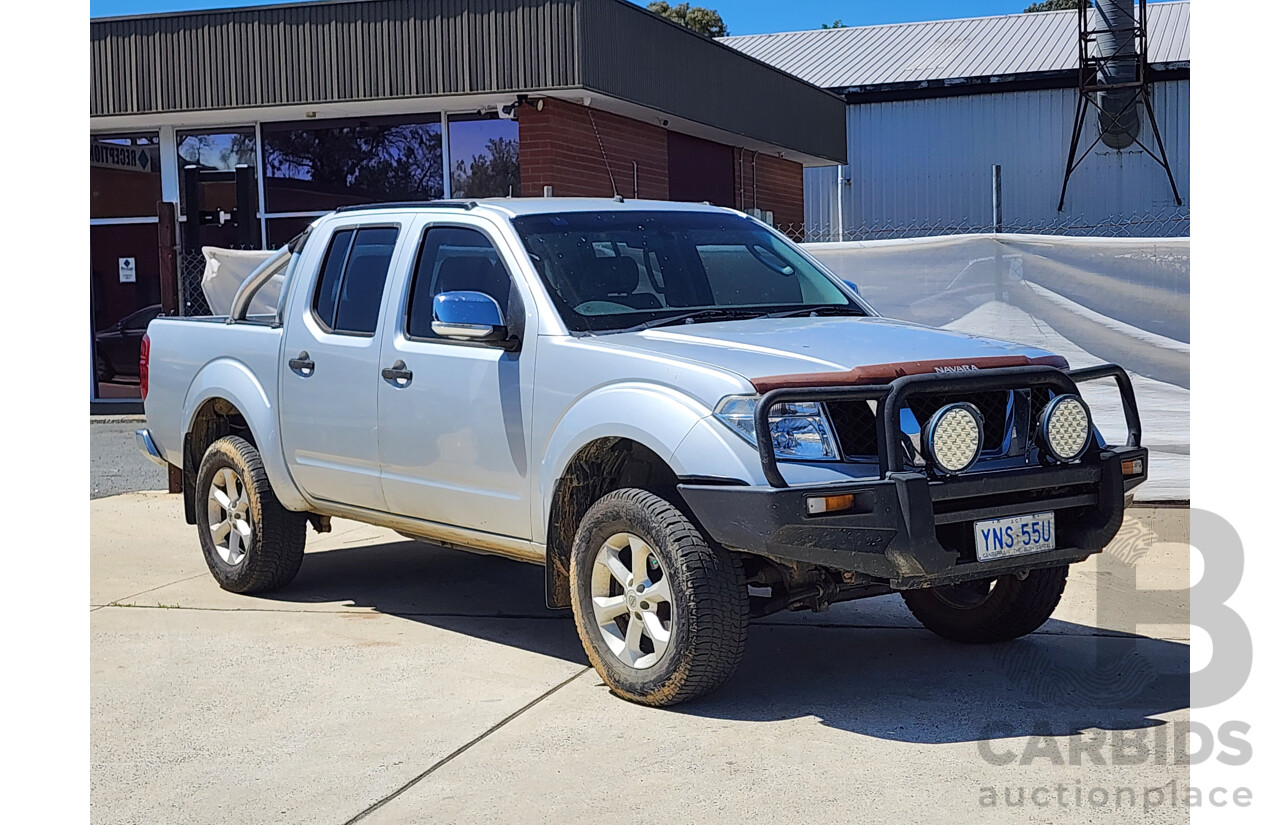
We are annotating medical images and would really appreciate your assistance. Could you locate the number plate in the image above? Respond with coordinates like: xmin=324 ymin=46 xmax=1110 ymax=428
xmin=973 ymin=512 xmax=1055 ymax=561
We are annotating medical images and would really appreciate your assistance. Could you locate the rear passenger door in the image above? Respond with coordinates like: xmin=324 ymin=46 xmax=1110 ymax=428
xmin=280 ymin=220 xmax=407 ymax=511
xmin=376 ymin=221 xmax=536 ymax=539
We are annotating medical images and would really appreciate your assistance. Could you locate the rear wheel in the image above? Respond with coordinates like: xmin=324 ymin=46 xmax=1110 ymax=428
xmin=195 ymin=435 xmax=306 ymax=594
xmin=569 ymin=489 xmax=748 ymax=706
xmin=901 ymin=565 xmax=1069 ymax=643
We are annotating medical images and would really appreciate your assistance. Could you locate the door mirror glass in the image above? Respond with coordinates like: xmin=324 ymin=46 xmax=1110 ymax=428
xmin=432 ymin=291 xmax=507 ymax=342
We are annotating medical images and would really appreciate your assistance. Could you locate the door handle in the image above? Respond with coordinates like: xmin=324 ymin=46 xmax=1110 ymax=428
xmin=381 ymin=359 xmax=413 ymax=384
xmin=288 ymin=351 xmax=315 ymax=375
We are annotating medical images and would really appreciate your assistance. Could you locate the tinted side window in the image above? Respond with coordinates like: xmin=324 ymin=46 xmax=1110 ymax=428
xmin=313 ymin=229 xmax=354 ymax=328
xmin=334 ymin=227 xmax=399 ymax=334
xmin=311 ymin=226 xmax=399 ymax=335
xmin=407 ymin=227 xmax=512 ymax=340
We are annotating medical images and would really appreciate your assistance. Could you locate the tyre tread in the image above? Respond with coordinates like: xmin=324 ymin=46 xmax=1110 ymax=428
xmin=570 ymin=488 xmax=748 ymax=706
xmin=902 ymin=566 xmax=1069 ymax=643
xmin=196 ymin=435 xmax=306 ymax=594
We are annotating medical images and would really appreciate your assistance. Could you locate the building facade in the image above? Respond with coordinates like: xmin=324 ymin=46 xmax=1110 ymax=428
xmin=90 ymin=0 xmax=845 ymax=409
xmin=722 ymin=1 xmax=1191 ymax=239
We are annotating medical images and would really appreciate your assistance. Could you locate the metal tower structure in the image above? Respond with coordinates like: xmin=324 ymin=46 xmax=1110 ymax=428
xmin=1057 ymin=0 xmax=1182 ymax=211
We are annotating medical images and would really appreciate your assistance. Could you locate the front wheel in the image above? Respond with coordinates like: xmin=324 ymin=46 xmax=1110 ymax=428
xmin=901 ymin=565 xmax=1069 ymax=643
xmin=569 ymin=489 xmax=749 ymax=706
xmin=195 ymin=435 xmax=306 ymax=594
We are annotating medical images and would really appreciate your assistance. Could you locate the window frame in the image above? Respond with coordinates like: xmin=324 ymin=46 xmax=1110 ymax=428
xmin=402 ymin=221 xmax=521 ymax=347
xmin=308 ymin=222 xmax=403 ymax=339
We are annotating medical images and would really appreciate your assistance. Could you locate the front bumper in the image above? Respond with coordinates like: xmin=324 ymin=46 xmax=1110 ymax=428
xmin=679 ymin=364 xmax=1148 ymax=590
xmin=680 ymin=446 xmax=1145 ymax=589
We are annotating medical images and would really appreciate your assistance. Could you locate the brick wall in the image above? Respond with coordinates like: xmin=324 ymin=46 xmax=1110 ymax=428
xmin=518 ymin=97 xmax=668 ymax=200
xmin=517 ymin=97 xmax=804 ymax=236
xmin=733 ymin=150 xmax=805 ymax=238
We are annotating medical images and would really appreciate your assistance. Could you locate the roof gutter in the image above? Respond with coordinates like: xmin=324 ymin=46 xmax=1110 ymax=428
xmin=839 ymin=64 xmax=1188 ymax=105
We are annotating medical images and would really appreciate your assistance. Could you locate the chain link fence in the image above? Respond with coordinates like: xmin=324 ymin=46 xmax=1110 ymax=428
xmin=781 ymin=208 xmax=1190 ymax=243
xmin=179 ymin=244 xmax=270 ymax=316
xmin=178 ymin=252 xmax=214 ymax=317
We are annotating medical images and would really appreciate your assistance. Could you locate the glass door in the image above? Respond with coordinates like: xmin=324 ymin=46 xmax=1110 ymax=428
xmin=90 ymin=133 xmax=164 ymax=402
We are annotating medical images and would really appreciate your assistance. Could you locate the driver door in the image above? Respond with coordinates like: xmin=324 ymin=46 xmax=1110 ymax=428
xmin=376 ymin=221 xmax=537 ymax=539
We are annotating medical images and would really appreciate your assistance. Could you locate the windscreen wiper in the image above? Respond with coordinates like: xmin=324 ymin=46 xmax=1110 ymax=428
xmin=620 ymin=307 xmax=767 ymax=333
xmin=764 ymin=305 xmax=867 ymax=319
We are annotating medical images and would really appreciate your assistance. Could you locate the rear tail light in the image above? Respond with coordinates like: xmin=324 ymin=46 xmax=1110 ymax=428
xmin=139 ymin=333 xmax=150 ymax=401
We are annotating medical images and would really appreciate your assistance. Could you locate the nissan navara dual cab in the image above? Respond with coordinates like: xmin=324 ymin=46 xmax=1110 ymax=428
xmin=138 ymin=199 xmax=1147 ymax=706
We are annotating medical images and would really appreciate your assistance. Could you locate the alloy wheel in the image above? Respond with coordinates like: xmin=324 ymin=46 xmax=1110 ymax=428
xmin=207 ymin=467 xmax=253 ymax=566
xmin=590 ymin=532 xmax=675 ymax=669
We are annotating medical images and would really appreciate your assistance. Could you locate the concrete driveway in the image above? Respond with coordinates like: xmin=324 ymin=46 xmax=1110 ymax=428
xmin=92 ymin=492 xmax=1189 ymax=824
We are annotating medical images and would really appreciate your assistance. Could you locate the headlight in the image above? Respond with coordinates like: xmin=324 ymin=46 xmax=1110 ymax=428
xmin=714 ymin=396 xmax=839 ymax=461
xmin=1039 ymin=394 xmax=1091 ymax=462
xmin=924 ymin=402 xmax=983 ymax=475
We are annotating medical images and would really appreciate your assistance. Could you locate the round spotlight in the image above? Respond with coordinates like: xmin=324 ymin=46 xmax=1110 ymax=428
xmin=925 ymin=402 xmax=984 ymax=475
xmin=1039 ymin=394 xmax=1092 ymax=462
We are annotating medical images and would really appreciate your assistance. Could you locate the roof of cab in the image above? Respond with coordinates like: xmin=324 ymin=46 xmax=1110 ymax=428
xmin=329 ymin=198 xmax=740 ymax=220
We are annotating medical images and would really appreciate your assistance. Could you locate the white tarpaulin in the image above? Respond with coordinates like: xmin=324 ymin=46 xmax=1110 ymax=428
xmin=200 ymin=247 xmax=280 ymax=317
xmin=802 ymin=233 xmax=1190 ymax=502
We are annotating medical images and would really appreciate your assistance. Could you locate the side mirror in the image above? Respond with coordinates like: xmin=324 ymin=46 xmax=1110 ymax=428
xmin=432 ymin=291 xmax=511 ymax=346
xmin=843 ymin=279 xmax=860 ymax=295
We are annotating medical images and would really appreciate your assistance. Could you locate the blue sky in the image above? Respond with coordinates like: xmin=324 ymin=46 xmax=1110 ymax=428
xmin=90 ymin=1 xmax=1035 ymax=34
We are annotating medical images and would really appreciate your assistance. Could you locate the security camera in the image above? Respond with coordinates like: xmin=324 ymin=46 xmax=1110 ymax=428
xmin=499 ymin=103 xmax=518 ymax=120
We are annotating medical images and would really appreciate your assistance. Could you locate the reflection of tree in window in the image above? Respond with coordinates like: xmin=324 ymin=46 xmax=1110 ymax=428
xmin=178 ymin=133 xmax=256 ymax=171
xmin=452 ymin=136 xmax=520 ymax=198
xmin=263 ymin=122 xmax=443 ymax=208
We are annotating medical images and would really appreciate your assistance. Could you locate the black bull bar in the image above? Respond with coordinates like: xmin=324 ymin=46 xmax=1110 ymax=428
xmin=753 ymin=364 xmax=1141 ymax=488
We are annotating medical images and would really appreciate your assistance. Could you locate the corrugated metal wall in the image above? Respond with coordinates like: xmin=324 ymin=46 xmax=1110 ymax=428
xmin=804 ymin=80 xmax=1189 ymax=236
xmin=90 ymin=0 xmax=846 ymax=163
xmin=91 ymin=0 xmax=584 ymax=116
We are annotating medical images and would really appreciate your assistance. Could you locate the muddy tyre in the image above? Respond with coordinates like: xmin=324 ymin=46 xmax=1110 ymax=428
xmin=901 ymin=566 xmax=1069 ymax=643
xmin=195 ymin=435 xmax=306 ymax=594
xmin=569 ymin=488 xmax=749 ymax=707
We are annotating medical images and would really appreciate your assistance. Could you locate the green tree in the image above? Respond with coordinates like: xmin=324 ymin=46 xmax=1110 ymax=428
xmin=821 ymin=20 xmax=847 ymax=29
xmin=647 ymin=2 xmax=729 ymax=37
xmin=1024 ymin=0 xmax=1089 ymax=12
xmin=452 ymin=137 xmax=521 ymax=199
xmin=262 ymin=124 xmax=445 ymax=201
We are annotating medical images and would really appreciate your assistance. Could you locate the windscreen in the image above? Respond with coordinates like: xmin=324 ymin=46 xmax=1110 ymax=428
xmin=512 ymin=211 xmax=859 ymax=333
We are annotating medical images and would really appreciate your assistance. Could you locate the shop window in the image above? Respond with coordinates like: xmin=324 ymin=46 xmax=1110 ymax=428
xmin=267 ymin=216 xmax=320 ymax=249
xmin=262 ymin=116 xmax=443 ymax=213
xmin=91 ymin=135 xmax=162 ymax=219
xmin=449 ymin=115 xmax=519 ymax=198
xmin=178 ymin=129 xmax=259 ymax=250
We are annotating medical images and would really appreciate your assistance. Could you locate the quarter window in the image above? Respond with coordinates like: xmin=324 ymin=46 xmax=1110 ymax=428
xmin=311 ymin=226 xmax=399 ymax=335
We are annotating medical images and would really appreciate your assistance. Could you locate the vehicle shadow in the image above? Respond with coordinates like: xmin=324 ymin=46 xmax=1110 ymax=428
xmin=262 ymin=539 xmax=1189 ymax=746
